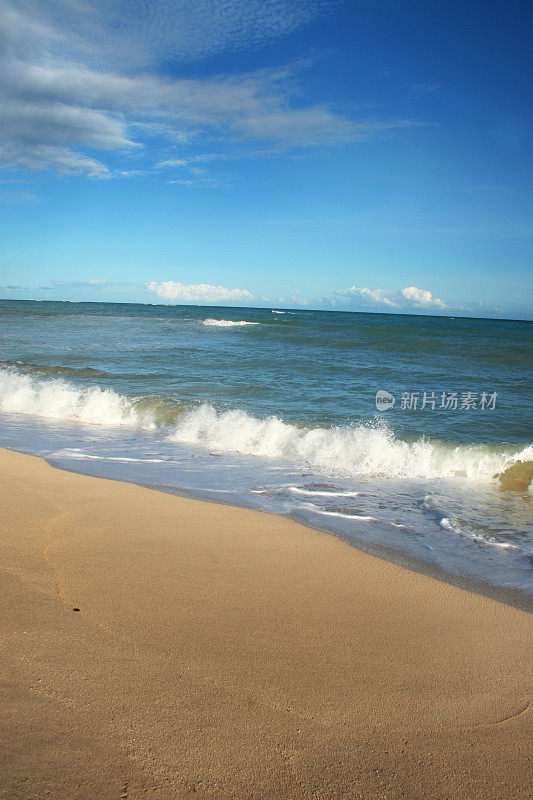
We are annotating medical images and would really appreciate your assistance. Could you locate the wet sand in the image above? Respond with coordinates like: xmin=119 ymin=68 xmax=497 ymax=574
xmin=1 ymin=446 xmax=531 ymax=799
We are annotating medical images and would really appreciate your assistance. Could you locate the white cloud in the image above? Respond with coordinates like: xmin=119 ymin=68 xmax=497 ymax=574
xmin=146 ymin=280 xmax=253 ymax=303
xmin=335 ymin=284 xmax=447 ymax=311
xmin=0 ymin=143 xmax=111 ymax=177
xmin=400 ymin=285 xmax=447 ymax=308
xmin=0 ymin=0 xmax=423 ymax=177
xmin=234 ymin=112 xmax=419 ymax=146
xmin=341 ymin=286 xmax=399 ymax=307
xmin=59 ymin=0 xmax=335 ymax=65
xmin=157 ymin=158 xmax=189 ymax=168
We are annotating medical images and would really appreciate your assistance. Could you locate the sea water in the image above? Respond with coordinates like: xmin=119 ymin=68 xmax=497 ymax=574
xmin=1 ymin=300 xmax=531 ymax=607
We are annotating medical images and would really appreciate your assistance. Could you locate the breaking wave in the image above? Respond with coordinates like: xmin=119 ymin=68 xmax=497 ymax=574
xmin=202 ymin=319 xmax=259 ymax=327
xmin=0 ymin=368 xmax=531 ymax=483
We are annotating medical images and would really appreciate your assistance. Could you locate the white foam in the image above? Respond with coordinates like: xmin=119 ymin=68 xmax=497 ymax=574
xmin=0 ymin=368 xmax=145 ymax=428
xmin=1 ymin=368 xmax=531 ymax=483
xmin=289 ymin=487 xmax=361 ymax=497
xmin=440 ymin=517 xmax=520 ymax=549
xmin=54 ymin=451 xmax=167 ymax=463
xmin=169 ymin=401 xmax=531 ymax=481
xmin=202 ymin=319 xmax=259 ymax=327
xmin=312 ymin=510 xmax=378 ymax=521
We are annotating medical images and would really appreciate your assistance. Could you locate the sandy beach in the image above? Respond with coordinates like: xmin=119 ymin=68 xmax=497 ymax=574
xmin=1 ymin=446 xmax=531 ymax=800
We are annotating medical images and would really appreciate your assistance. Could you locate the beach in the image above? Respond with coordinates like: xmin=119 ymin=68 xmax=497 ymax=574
xmin=1 ymin=446 xmax=531 ymax=800
xmin=2 ymin=0 xmax=531 ymax=794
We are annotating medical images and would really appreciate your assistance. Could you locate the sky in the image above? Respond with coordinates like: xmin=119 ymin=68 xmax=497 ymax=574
xmin=0 ymin=0 xmax=532 ymax=318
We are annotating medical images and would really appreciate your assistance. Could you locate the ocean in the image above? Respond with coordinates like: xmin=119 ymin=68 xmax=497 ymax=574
xmin=1 ymin=299 xmax=531 ymax=607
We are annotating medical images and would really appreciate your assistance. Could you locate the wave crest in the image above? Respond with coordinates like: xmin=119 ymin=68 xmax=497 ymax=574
xmin=202 ymin=319 xmax=259 ymax=327
xmin=0 ymin=368 xmax=530 ymax=482
xmin=168 ymin=403 xmax=530 ymax=481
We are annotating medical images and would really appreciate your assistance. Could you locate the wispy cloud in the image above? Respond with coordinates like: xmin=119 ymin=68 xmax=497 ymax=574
xmin=64 ymin=0 xmax=336 ymax=65
xmin=157 ymin=158 xmax=189 ymax=168
xmin=0 ymin=188 xmax=40 ymax=204
xmin=146 ymin=280 xmax=253 ymax=303
xmin=0 ymin=0 xmax=423 ymax=177
xmin=48 ymin=280 xmax=130 ymax=288
xmin=334 ymin=284 xmax=447 ymax=311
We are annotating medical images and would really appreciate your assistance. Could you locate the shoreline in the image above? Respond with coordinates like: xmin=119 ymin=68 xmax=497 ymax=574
xmin=1 ymin=446 xmax=532 ymax=799
xmin=5 ymin=439 xmax=532 ymax=612
xmin=45 ymin=462 xmax=533 ymax=614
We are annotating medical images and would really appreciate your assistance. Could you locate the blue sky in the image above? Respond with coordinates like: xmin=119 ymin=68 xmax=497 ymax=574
xmin=0 ymin=0 xmax=531 ymax=318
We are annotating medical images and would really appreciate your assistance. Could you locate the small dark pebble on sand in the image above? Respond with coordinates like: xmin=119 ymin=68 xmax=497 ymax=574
xmin=72 ymin=607 xmax=80 ymax=612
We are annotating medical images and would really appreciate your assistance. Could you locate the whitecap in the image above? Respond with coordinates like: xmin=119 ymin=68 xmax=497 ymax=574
xmin=202 ymin=319 xmax=259 ymax=327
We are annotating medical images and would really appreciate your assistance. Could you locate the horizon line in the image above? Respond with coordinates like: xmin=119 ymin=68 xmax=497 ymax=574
xmin=1 ymin=296 xmax=531 ymax=323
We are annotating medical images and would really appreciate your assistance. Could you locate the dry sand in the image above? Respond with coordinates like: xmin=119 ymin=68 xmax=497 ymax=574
xmin=1 ymin=446 xmax=531 ymax=799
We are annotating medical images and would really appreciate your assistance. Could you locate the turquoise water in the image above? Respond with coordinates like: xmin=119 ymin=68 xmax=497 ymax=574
xmin=1 ymin=300 xmax=532 ymax=605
